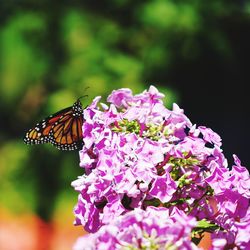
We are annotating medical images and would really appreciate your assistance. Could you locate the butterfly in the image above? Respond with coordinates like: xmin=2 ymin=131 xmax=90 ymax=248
xmin=23 ymin=97 xmax=87 ymax=151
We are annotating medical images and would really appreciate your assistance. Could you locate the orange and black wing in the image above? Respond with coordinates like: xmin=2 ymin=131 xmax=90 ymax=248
xmin=23 ymin=100 xmax=84 ymax=150
xmin=49 ymin=109 xmax=84 ymax=150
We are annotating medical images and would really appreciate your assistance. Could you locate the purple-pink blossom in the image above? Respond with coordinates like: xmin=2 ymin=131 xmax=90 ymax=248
xmin=72 ymin=86 xmax=250 ymax=249
xmin=73 ymin=207 xmax=200 ymax=250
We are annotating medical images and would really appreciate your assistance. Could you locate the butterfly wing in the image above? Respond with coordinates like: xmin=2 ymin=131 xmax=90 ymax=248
xmin=23 ymin=107 xmax=72 ymax=145
xmin=49 ymin=110 xmax=84 ymax=150
xmin=24 ymin=101 xmax=84 ymax=150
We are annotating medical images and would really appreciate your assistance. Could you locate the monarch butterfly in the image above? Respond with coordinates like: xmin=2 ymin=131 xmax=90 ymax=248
xmin=23 ymin=97 xmax=87 ymax=150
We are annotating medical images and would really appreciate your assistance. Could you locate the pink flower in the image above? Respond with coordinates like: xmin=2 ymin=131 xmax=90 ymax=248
xmin=149 ymin=172 xmax=177 ymax=203
xmin=198 ymin=126 xmax=222 ymax=147
xmin=72 ymin=86 xmax=250 ymax=249
xmin=73 ymin=207 xmax=200 ymax=250
xmin=107 ymin=88 xmax=133 ymax=108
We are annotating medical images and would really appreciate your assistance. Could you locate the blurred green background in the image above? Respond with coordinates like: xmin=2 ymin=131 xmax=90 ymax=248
xmin=0 ymin=1 xmax=249 ymax=249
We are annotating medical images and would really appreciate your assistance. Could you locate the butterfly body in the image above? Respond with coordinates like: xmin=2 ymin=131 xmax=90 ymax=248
xmin=24 ymin=99 xmax=84 ymax=150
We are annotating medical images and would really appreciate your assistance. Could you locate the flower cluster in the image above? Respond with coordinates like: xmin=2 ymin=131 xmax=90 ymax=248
xmin=73 ymin=206 xmax=199 ymax=250
xmin=72 ymin=86 xmax=250 ymax=249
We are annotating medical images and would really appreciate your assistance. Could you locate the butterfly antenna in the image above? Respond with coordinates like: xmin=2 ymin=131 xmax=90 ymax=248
xmin=78 ymin=94 xmax=88 ymax=101
xmin=77 ymin=86 xmax=90 ymax=101
xmin=83 ymin=86 xmax=90 ymax=92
